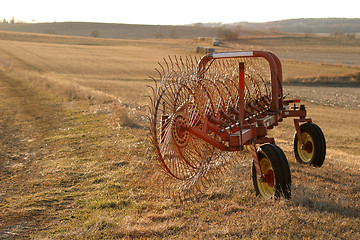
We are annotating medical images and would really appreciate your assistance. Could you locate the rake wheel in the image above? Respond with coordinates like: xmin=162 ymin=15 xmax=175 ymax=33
xmin=149 ymin=55 xmax=271 ymax=198
xmin=150 ymin=80 xmax=232 ymax=195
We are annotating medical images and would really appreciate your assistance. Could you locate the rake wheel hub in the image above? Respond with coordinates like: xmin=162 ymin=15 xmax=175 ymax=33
xmin=303 ymin=141 xmax=313 ymax=154
xmin=172 ymin=112 xmax=189 ymax=147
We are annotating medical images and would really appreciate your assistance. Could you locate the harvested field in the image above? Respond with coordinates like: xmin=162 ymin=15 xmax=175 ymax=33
xmin=0 ymin=31 xmax=359 ymax=239
xmin=284 ymin=84 xmax=360 ymax=109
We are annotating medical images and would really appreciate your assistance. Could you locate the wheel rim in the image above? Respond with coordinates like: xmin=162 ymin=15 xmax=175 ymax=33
xmin=297 ymin=132 xmax=314 ymax=163
xmin=256 ymin=157 xmax=275 ymax=198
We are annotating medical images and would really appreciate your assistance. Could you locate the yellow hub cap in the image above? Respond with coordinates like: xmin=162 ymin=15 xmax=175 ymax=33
xmin=297 ymin=132 xmax=314 ymax=163
xmin=256 ymin=157 xmax=275 ymax=198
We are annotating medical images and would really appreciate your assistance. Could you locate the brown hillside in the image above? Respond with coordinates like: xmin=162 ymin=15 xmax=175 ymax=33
xmin=0 ymin=22 xmax=276 ymax=39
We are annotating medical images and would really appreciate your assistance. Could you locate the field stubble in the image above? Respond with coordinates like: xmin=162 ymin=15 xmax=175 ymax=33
xmin=0 ymin=33 xmax=359 ymax=239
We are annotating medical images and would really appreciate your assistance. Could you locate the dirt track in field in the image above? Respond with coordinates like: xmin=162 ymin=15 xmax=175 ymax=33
xmin=0 ymin=70 xmax=66 ymax=239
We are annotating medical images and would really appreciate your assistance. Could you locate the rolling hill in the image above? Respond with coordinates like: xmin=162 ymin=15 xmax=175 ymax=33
xmin=0 ymin=21 xmax=268 ymax=40
xmin=1 ymin=18 xmax=359 ymax=40
xmin=235 ymin=18 xmax=360 ymax=33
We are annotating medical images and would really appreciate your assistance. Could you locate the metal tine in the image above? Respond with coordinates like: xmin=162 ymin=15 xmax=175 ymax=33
xmin=174 ymin=55 xmax=187 ymax=81
xmin=163 ymin=57 xmax=170 ymax=72
xmin=167 ymin=55 xmax=174 ymax=72
xmin=179 ymin=184 xmax=191 ymax=202
xmin=149 ymin=76 xmax=158 ymax=95
xmin=157 ymin=62 xmax=165 ymax=78
xmin=201 ymin=172 xmax=212 ymax=187
xmin=192 ymin=56 xmax=198 ymax=71
xmin=214 ymin=161 xmax=225 ymax=176
xmin=185 ymin=56 xmax=194 ymax=71
xmin=184 ymin=186 xmax=196 ymax=202
xmin=193 ymin=56 xmax=198 ymax=68
xmin=173 ymin=55 xmax=181 ymax=71
xmin=165 ymin=180 xmax=175 ymax=200
xmin=192 ymin=177 xmax=203 ymax=196
xmin=256 ymin=72 xmax=269 ymax=97
xmin=245 ymin=73 xmax=260 ymax=100
xmin=144 ymin=96 xmax=154 ymax=113
xmin=199 ymin=174 xmax=211 ymax=190
xmin=160 ymin=58 xmax=170 ymax=83
xmin=146 ymin=83 xmax=156 ymax=97
xmin=155 ymin=65 xmax=166 ymax=90
xmin=145 ymin=110 xmax=153 ymax=127
xmin=179 ymin=56 xmax=186 ymax=72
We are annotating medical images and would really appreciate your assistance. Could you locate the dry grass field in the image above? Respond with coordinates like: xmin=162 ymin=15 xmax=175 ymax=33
xmin=0 ymin=31 xmax=359 ymax=239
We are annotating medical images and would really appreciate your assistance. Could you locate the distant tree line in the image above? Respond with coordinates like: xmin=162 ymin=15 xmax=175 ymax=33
xmin=330 ymin=30 xmax=357 ymax=39
xmin=2 ymin=17 xmax=26 ymax=24
xmin=217 ymin=26 xmax=241 ymax=40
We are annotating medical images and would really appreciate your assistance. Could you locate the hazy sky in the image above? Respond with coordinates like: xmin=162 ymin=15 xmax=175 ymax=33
xmin=1 ymin=0 xmax=359 ymax=25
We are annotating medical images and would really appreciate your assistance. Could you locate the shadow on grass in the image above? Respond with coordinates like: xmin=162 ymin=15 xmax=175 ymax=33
xmin=293 ymin=192 xmax=360 ymax=219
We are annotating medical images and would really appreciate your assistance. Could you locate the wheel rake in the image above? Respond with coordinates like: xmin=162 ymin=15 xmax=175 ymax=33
xmin=148 ymin=51 xmax=326 ymax=200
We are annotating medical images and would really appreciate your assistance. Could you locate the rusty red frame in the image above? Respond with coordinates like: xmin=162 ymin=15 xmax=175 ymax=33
xmin=178 ymin=51 xmax=311 ymax=178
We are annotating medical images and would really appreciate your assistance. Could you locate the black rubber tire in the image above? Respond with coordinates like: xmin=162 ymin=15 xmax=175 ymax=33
xmin=252 ymin=144 xmax=291 ymax=200
xmin=294 ymin=122 xmax=326 ymax=167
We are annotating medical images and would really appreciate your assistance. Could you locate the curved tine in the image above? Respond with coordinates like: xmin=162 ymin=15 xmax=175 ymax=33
xmin=215 ymin=162 xmax=226 ymax=177
xmin=189 ymin=55 xmax=197 ymax=71
xmin=194 ymin=177 xmax=205 ymax=195
xmin=179 ymin=56 xmax=186 ymax=70
xmin=251 ymin=61 xmax=269 ymax=98
xmin=192 ymin=56 xmax=198 ymax=71
xmin=207 ymin=75 xmax=230 ymax=112
xmin=198 ymin=174 xmax=211 ymax=191
xmin=149 ymin=75 xmax=158 ymax=87
xmin=145 ymin=96 xmax=154 ymax=110
xmin=221 ymin=159 xmax=232 ymax=173
xmin=180 ymin=56 xmax=186 ymax=72
xmin=143 ymin=125 xmax=151 ymax=132
xmin=201 ymin=173 xmax=212 ymax=187
xmin=194 ymin=56 xmax=198 ymax=67
xmin=167 ymin=55 xmax=174 ymax=70
xmin=147 ymin=85 xmax=157 ymax=105
xmin=249 ymin=74 xmax=262 ymax=99
xmin=211 ymin=77 xmax=234 ymax=111
xmin=165 ymin=180 xmax=174 ymax=200
xmin=256 ymin=72 xmax=269 ymax=97
xmin=244 ymin=82 xmax=252 ymax=104
xmin=185 ymin=56 xmax=192 ymax=70
xmin=204 ymin=59 xmax=215 ymax=75
xmin=175 ymin=185 xmax=184 ymax=201
xmin=183 ymin=181 xmax=195 ymax=199
xmin=174 ymin=55 xmax=181 ymax=71
xmin=172 ymin=55 xmax=177 ymax=69
xmin=174 ymin=55 xmax=185 ymax=74
xmin=156 ymin=70 xmax=165 ymax=92
xmin=245 ymin=72 xmax=255 ymax=94
xmin=156 ymin=63 xmax=165 ymax=80
xmin=180 ymin=188 xmax=188 ymax=203
xmin=145 ymin=106 xmax=153 ymax=123
xmin=163 ymin=57 xmax=170 ymax=73
xmin=191 ymin=56 xmax=199 ymax=69
xmin=195 ymin=81 xmax=215 ymax=115
xmin=153 ymin=73 xmax=162 ymax=96
xmin=146 ymin=84 xmax=155 ymax=96
xmin=143 ymin=114 xmax=151 ymax=124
